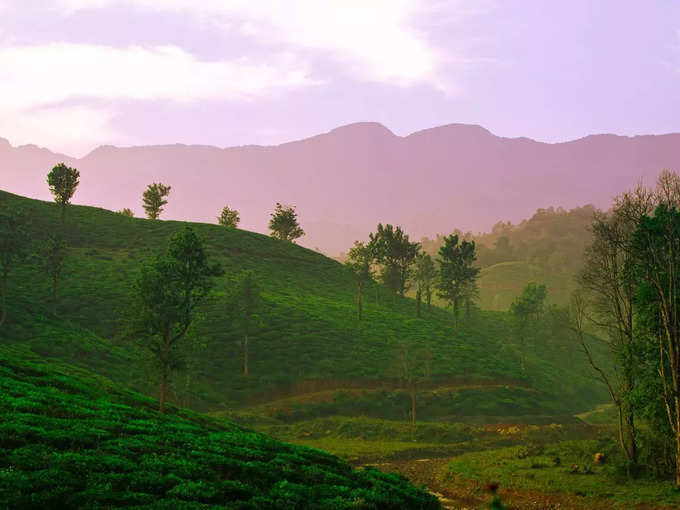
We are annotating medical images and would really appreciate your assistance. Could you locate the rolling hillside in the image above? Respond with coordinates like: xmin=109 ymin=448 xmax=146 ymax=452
xmin=0 ymin=190 xmax=608 ymax=419
xmin=0 ymin=344 xmax=438 ymax=509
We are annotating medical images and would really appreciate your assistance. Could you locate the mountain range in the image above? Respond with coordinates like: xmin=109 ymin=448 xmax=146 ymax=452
xmin=2 ymin=123 xmax=680 ymax=254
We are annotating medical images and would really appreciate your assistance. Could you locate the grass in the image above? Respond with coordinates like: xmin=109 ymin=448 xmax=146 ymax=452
xmin=0 ymin=345 xmax=439 ymax=509
xmin=446 ymin=438 xmax=680 ymax=507
xmin=0 ymin=189 xmax=609 ymax=418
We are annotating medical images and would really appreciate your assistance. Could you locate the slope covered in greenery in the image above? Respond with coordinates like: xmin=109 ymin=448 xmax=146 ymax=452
xmin=0 ymin=190 xmax=607 ymax=417
xmin=0 ymin=345 xmax=439 ymax=509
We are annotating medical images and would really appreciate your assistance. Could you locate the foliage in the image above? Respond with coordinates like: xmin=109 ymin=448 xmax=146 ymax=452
xmin=0 ymin=349 xmax=439 ymax=509
xmin=368 ymin=224 xmax=420 ymax=299
xmin=132 ymin=227 xmax=223 ymax=411
xmin=142 ymin=182 xmax=171 ymax=220
xmin=0 ymin=189 xmax=609 ymax=417
xmin=269 ymin=203 xmax=304 ymax=242
xmin=436 ymin=234 xmax=479 ymax=323
xmin=46 ymin=163 xmax=80 ymax=222
xmin=218 ymin=206 xmax=240 ymax=228
xmin=344 ymin=241 xmax=374 ymax=319
xmin=118 ymin=208 xmax=134 ymax=217
xmin=412 ymin=253 xmax=437 ymax=316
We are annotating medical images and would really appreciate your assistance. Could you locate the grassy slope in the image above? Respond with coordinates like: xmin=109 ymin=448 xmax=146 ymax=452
xmin=0 ymin=190 xmax=607 ymax=416
xmin=0 ymin=345 xmax=439 ymax=509
xmin=477 ymin=261 xmax=575 ymax=311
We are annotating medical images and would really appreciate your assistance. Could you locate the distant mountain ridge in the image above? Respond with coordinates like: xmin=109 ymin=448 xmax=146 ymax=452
xmin=2 ymin=122 xmax=680 ymax=253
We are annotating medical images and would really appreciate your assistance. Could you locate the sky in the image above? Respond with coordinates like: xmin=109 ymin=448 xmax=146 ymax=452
xmin=0 ymin=0 xmax=679 ymax=156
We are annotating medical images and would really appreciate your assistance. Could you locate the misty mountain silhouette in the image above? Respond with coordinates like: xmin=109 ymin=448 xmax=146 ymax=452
xmin=3 ymin=123 xmax=680 ymax=253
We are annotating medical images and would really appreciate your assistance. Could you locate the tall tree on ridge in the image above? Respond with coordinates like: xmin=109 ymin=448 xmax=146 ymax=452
xmin=47 ymin=163 xmax=79 ymax=223
xmin=269 ymin=203 xmax=304 ymax=242
xmin=218 ymin=205 xmax=240 ymax=228
xmin=142 ymin=182 xmax=171 ymax=220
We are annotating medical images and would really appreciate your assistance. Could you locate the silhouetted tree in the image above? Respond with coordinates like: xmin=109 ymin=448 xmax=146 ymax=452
xmin=47 ymin=163 xmax=79 ymax=223
xmin=232 ymin=271 xmax=261 ymax=377
xmin=142 ymin=182 xmax=171 ymax=220
xmin=394 ymin=340 xmax=429 ymax=425
xmin=345 ymin=241 xmax=374 ymax=319
xmin=436 ymin=234 xmax=479 ymax=324
xmin=269 ymin=203 xmax=304 ymax=242
xmin=37 ymin=235 xmax=68 ymax=315
xmin=132 ymin=227 xmax=222 ymax=412
xmin=0 ymin=205 xmax=29 ymax=329
xmin=218 ymin=205 xmax=240 ymax=228
xmin=368 ymin=224 xmax=420 ymax=301
xmin=412 ymin=252 xmax=437 ymax=317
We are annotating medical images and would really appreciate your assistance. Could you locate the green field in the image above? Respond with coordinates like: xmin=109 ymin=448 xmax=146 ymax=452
xmin=0 ymin=189 xmax=608 ymax=421
xmin=0 ymin=344 xmax=439 ymax=508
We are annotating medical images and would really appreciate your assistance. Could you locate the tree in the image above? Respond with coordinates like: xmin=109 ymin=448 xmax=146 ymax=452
xmin=37 ymin=235 xmax=68 ymax=315
xmin=345 ymin=241 xmax=374 ymax=320
xmin=578 ymin=189 xmax=653 ymax=466
xmin=368 ymin=224 xmax=420 ymax=301
xmin=232 ymin=271 xmax=261 ymax=376
xmin=142 ymin=182 xmax=171 ymax=220
xmin=394 ymin=340 xmax=430 ymax=425
xmin=0 ymin=205 xmax=29 ymax=329
xmin=218 ymin=206 xmax=240 ymax=228
xmin=118 ymin=208 xmax=134 ymax=217
xmin=436 ymin=234 xmax=479 ymax=324
xmin=269 ymin=203 xmax=304 ymax=242
xmin=412 ymin=253 xmax=437 ymax=317
xmin=132 ymin=227 xmax=223 ymax=412
xmin=509 ymin=282 xmax=546 ymax=372
xmin=630 ymin=203 xmax=680 ymax=486
xmin=47 ymin=163 xmax=79 ymax=223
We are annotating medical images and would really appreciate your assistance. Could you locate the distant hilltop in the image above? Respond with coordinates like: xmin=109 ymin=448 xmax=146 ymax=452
xmin=2 ymin=122 xmax=680 ymax=254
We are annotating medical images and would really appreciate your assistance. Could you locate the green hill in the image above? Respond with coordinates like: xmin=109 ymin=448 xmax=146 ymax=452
xmin=0 ymin=190 xmax=607 ymax=419
xmin=478 ymin=261 xmax=575 ymax=311
xmin=0 ymin=345 xmax=438 ymax=509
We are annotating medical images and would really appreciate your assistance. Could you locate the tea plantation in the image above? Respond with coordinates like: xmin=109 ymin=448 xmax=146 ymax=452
xmin=0 ymin=345 xmax=439 ymax=509
xmin=0 ymin=189 xmax=608 ymax=417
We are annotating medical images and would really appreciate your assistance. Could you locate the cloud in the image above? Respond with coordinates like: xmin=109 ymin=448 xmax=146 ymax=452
xmin=50 ymin=0 xmax=449 ymax=90
xmin=0 ymin=42 xmax=314 ymax=154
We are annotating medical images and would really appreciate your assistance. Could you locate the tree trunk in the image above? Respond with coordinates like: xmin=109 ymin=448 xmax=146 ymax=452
xmin=465 ymin=297 xmax=471 ymax=319
xmin=60 ymin=202 xmax=66 ymax=224
xmin=410 ymin=387 xmax=416 ymax=425
xmin=426 ymin=289 xmax=431 ymax=310
xmin=416 ymin=289 xmax=421 ymax=318
xmin=0 ymin=269 xmax=6 ymax=329
xmin=243 ymin=333 xmax=249 ymax=376
xmin=357 ymin=282 xmax=362 ymax=320
xmin=159 ymin=336 xmax=169 ymax=413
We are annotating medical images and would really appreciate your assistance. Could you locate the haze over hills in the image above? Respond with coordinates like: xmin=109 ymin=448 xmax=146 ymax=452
xmin=2 ymin=123 xmax=680 ymax=254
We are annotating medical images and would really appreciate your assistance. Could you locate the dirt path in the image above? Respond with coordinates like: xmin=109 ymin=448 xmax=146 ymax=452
xmin=360 ymin=457 xmax=677 ymax=510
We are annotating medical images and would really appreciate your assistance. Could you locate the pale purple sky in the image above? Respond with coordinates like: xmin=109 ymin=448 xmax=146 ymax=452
xmin=1 ymin=0 xmax=679 ymax=156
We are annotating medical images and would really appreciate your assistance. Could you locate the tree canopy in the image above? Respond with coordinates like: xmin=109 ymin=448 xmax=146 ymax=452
xmin=132 ymin=227 xmax=223 ymax=411
xmin=47 ymin=163 xmax=80 ymax=223
xmin=269 ymin=203 xmax=304 ymax=242
xmin=218 ymin=206 xmax=240 ymax=228
xmin=142 ymin=183 xmax=171 ymax=220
